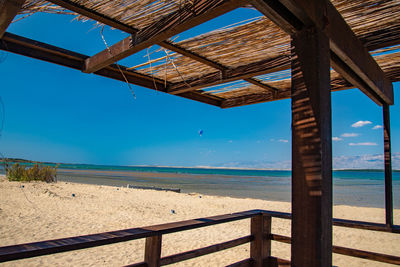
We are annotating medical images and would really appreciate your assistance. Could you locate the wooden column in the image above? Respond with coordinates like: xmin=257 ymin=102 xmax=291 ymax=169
xmin=291 ymin=26 xmax=332 ymax=267
xmin=144 ymin=235 xmax=162 ymax=267
xmin=383 ymin=104 xmax=393 ymax=226
xmin=0 ymin=0 xmax=25 ymax=38
xmin=250 ymin=214 xmax=272 ymax=267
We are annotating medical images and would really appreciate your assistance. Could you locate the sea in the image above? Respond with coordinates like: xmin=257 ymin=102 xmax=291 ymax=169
xmin=1 ymin=163 xmax=399 ymax=208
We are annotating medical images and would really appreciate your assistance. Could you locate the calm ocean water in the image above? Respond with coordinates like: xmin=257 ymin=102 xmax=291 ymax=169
xmin=2 ymin=163 xmax=399 ymax=208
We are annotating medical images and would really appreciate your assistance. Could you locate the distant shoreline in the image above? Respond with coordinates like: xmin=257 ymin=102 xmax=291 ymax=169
xmin=1 ymin=158 xmax=399 ymax=172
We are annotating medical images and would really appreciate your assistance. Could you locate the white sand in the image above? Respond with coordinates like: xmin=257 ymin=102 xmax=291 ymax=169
xmin=0 ymin=175 xmax=399 ymax=266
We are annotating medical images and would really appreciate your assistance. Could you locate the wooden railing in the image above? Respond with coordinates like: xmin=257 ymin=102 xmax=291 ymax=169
xmin=0 ymin=209 xmax=399 ymax=266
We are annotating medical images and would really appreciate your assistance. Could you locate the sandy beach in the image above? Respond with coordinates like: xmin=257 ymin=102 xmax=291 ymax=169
xmin=0 ymin=175 xmax=399 ymax=266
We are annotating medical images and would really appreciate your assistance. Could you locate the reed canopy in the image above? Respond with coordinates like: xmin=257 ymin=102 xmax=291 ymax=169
xmin=5 ymin=0 xmax=398 ymax=108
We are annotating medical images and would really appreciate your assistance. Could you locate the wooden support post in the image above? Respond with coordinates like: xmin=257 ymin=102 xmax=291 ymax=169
xmin=0 ymin=0 xmax=25 ymax=38
xmin=250 ymin=214 xmax=271 ymax=267
xmin=383 ymin=104 xmax=393 ymax=226
xmin=291 ymin=26 xmax=332 ymax=267
xmin=144 ymin=235 xmax=162 ymax=267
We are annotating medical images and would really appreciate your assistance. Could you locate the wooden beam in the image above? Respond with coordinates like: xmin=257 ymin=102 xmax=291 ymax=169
xmin=250 ymin=214 xmax=271 ymax=267
xmin=291 ymin=26 xmax=332 ymax=266
xmin=144 ymin=235 xmax=162 ymax=267
xmin=383 ymin=104 xmax=394 ymax=227
xmin=252 ymin=0 xmax=394 ymax=105
xmin=0 ymin=0 xmax=25 ymax=38
xmin=49 ymin=0 xmax=399 ymax=100
xmin=168 ymin=55 xmax=288 ymax=94
xmin=84 ymin=0 xmax=246 ymax=73
xmin=45 ymin=1 xmax=274 ymax=94
xmin=0 ymin=32 xmax=222 ymax=107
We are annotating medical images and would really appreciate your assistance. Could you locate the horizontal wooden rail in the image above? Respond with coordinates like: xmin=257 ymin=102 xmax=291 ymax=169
xmin=160 ymin=235 xmax=252 ymax=266
xmin=0 ymin=209 xmax=399 ymax=265
xmin=0 ymin=210 xmax=260 ymax=263
xmin=270 ymin=234 xmax=400 ymax=265
xmin=124 ymin=235 xmax=253 ymax=267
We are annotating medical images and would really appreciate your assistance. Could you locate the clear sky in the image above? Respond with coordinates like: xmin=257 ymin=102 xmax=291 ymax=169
xmin=1 ymin=8 xmax=399 ymax=169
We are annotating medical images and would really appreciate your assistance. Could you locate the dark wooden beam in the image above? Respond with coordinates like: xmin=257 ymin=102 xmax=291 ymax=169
xmin=160 ymin=40 xmax=226 ymax=71
xmin=252 ymin=0 xmax=394 ymax=105
xmin=168 ymin=55 xmax=289 ymax=94
xmin=383 ymin=104 xmax=393 ymax=227
xmin=44 ymin=1 xmax=275 ymax=94
xmin=250 ymin=214 xmax=271 ymax=267
xmin=0 ymin=0 xmax=25 ymax=38
xmin=0 ymin=32 xmax=222 ymax=107
xmin=291 ymin=26 xmax=332 ymax=266
xmin=144 ymin=235 xmax=162 ymax=267
xmin=84 ymin=0 xmax=246 ymax=73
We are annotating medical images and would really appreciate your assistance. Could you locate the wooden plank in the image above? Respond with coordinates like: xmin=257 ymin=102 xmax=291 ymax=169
xmin=144 ymin=235 xmax=162 ymax=267
xmin=252 ymin=0 xmax=394 ymax=105
xmin=0 ymin=210 xmax=261 ymax=263
xmin=291 ymin=25 xmax=332 ymax=267
xmin=84 ymin=0 xmax=246 ymax=73
xmin=333 ymin=218 xmax=400 ymax=234
xmin=0 ymin=32 xmax=221 ymax=107
xmin=0 ymin=0 xmax=25 ymax=38
xmin=333 ymin=245 xmax=400 ymax=265
xmin=159 ymin=235 xmax=252 ymax=265
xmin=250 ymin=214 xmax=271 ymax=267
xmin=271 ymin=234 xmax=400 ymax=265
xmin=383 ymin=104 xmax=394 ymax=226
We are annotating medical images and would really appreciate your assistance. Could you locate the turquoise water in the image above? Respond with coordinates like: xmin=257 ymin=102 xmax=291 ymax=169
xmin=2 ymin=162 xmax=399 ymax=208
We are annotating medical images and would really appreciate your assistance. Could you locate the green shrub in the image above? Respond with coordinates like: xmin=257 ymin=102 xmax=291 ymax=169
xmin=6 ymin=163 xmax=57 ymax=183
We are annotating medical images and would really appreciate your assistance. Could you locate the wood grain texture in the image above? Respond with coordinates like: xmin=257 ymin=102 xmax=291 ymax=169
xmin=84 ymin=0 xmax=246 ymax=73
xmin=144 ymin=235 xmax=162 ymax=267
xmin=383 ymin=104 xmax=394 ymax=226
xmin=0 ymin=0 xmax=25 ymax=38
xmin=0 ymin=32 xmax=221 ymax=107
xmin=291 ymin=25 xmax=332 ymax=267
xmin=250 ymin=214 xmax=271 ymax=267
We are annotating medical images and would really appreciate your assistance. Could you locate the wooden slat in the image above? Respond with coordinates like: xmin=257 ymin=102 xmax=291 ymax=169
xmin=0 ymin=210 xmax=261 ymax=263
xmin=383 ymin=104 xmax=394 ymax=226
xmin=0 ymin=32 xmax=221 ymax=107
xmin=252 ymin=0 xmax=394 ymax=105
xmin=159 ymin=235 xmax=252 ymax=266
xmin=0 ymin=0 xmax=25 ymax=38
xmin=333 ymin=218 xmax=400 ymax=234
xmin=291 ymin=25 xmax=332 ymax=267
xmin=271 ymin=234 xmax=400 ymax=265
xmin=84 ymin=0 xmax=246 ymax=73
xmin=333 ymin=246 xmax=400 ymax=265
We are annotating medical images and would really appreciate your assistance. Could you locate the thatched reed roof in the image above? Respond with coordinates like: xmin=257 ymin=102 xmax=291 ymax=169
xmin=13 ymin=0 xmax=400 ymax=107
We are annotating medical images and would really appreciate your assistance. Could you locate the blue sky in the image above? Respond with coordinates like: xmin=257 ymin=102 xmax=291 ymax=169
xmin=0 ymin=9 xmax=399 ymax=169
